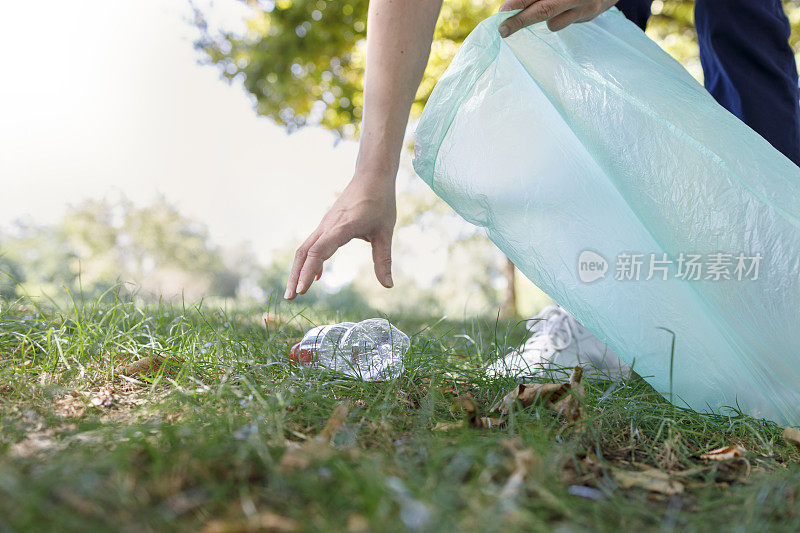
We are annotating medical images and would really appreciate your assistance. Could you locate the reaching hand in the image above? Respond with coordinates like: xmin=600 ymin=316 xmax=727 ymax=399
xmin=284 ymin=176 xmax=397 ymax=300
xmin=283 ymin=0 xmax=441 ymax=300
xmin=499 ymin=0 xmax=618 ymax=35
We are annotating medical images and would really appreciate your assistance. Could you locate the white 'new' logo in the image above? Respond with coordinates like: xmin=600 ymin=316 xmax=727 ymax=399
xmin=578 ymin=250 xmax=608 ymax=283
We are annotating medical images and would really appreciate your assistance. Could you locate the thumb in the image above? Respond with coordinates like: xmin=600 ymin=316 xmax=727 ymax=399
xmin=371 ymin=234 xmax=393 ymax=288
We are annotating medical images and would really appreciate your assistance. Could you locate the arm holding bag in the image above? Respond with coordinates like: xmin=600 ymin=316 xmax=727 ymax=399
xmin=413 ymin=9 xmax=800 ymax=425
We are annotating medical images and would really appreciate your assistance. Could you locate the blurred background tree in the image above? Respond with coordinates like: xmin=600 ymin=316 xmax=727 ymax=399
xmin=0 ymin=253 xmax=24 ymax=300
xmin=0 ymin=196 xmax=376 ymax=313
xmin=1 ymin=199 xmax=249 ymax=301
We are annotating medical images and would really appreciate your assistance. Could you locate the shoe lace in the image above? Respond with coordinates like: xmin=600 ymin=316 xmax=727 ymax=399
xmin=527 ymin=306 xmax=575 ymax=351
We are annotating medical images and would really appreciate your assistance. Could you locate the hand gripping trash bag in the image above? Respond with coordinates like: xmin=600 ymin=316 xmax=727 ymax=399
xmin=413 ymin=9 xmax=800 ymax=425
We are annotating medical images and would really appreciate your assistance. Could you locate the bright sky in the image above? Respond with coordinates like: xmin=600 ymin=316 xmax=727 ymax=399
xmin=0 ymin=0 xmax=362 ymax=268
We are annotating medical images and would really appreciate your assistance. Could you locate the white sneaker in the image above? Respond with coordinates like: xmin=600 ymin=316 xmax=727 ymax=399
xmin=486 ymin=305 xmax=631 ymax=381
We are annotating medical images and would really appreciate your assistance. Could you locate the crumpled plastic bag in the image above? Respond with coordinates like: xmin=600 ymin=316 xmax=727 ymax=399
xmin=413 ymin=9 xmax=800 ymax=425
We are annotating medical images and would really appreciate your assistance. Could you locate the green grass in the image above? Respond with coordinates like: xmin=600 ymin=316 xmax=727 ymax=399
xmin=1 ymin=294 xmax=799 ymax=532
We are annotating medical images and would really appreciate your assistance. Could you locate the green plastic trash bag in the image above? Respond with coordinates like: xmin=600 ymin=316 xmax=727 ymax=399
xmin=413 ymin=9 xmax=800 ymax=425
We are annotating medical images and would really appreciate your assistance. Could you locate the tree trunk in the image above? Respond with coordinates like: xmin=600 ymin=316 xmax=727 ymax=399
xmin=501 ymin=256 xmax=517 ymax=319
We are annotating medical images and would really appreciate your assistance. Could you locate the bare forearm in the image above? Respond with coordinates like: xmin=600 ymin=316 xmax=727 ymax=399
xmin=354 ymin=0 xmax=442 ymax=181
xmin=285 ymin=0 xmax=441 ymax=298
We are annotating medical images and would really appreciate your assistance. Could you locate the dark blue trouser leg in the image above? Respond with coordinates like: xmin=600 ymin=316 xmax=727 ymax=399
xmin=616 ymin=0 xmax=800 ymax=166
xmin=695 ymin=0 xmax=800 ymax=166
xmin=615 ymin=0 xmax=653 ymax=31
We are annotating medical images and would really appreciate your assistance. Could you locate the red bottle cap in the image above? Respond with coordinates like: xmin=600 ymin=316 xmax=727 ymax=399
xmin=290 ymin=342 xmax=315 ymax=364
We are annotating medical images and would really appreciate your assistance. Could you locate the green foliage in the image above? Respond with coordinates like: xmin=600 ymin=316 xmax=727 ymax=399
xmin=0 ymin=253 xmax=24 ymax=300
xmin=198 ymin=1 xmax=800 ymax=137
xmin=122 ymin=199 xmax=232 ymax=286
xmin=195 ymin=0 xmax=500 ymax=136
xmin=645 ymin=0 xmax=700 ymax=79
xmin=0 ymin=199 xmax=374 ymax=312
xmin=196 ymin=0 xmax=369 ymax=135
xmin=0 ymin=198 xmax=244 ymax=301
xmin=2 ymin=222 xmax=80 ymax=299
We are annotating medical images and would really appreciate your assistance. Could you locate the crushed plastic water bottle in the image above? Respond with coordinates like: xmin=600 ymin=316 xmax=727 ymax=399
xmin=290 ymin=318 xmax=409 ymax=381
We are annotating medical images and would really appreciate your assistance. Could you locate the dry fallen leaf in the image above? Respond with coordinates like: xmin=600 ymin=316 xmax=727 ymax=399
xmin=347 ymin=513 xmax=369 ymax=533
xmin=553 ymin=367 xmax=585 ymax=423
xmin=612 ymin=466 xmax=684 ymax=495
xmin=496 ymin=382 xmax=568 ymax=415
xmin=457 ymin=395 xmax=504 ymax=429
xmin=473 ymin=416 xmax=504 ymax=429
xmin=701 ymin=445 xmax=746 ymax=461
xmin=432 ymin=420 xmax=466 ymax=432
xmin=658 ymin=430 xmax=684 ymax=471
xmin=582 ymin=453 xmax=603 ymax=474
xmin=500 ymin=440 xmax=537 ymax=500
xmin=119 ymin=355 xmax=167 ymax=378
xmin=54 ymin=394 xmax=87 ymax=419
xmin=319 ymin=401 xmax=350 ymax=441
xmin=495 ymin=366 xmax=585 ymax=424
xmin=279 ymin=442 xmax=329 ymax=472
xmin=202 ymin=511 xmax=298 ymax=533
xmin=9 ymin=428 xmax=63 ymax=458
xmin=279 ymin=403 xmax=350 ymax=471
xmin=783 ymin=427 xmax=800 ymax=453
xmin=88 ymin=386 xmax=118 ymax=408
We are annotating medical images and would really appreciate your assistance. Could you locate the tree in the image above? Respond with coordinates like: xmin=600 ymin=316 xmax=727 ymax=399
xmin=0 ymin=251 xmax=24 ymax=300
xmin=0 ymin=199 xmax=245 ymax=301
xmin=61 ymin=199 xmax=124 ymax=293
xmin=194 ymin=0 xmax=500 ymax=136
xmin=1 ymin=221 xmax=79 ymax=299
xmin=121 ymin=197 xmax=239 ymax=298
